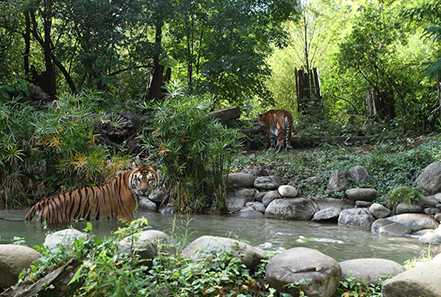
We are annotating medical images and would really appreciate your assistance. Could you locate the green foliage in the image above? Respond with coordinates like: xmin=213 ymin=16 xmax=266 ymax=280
xmin=383 ymin=185 xmax=423 ymax=209
xmin=337 ymin=276 xmax=384 ymax=297
xmin=0 ymin=89 xmax=130 ymax=207
xmin=232 ymin=137 xmax=436 ymax=200
xmin=140 ymin=82 xmax=242 ymax=213
xmin=19 ymin=218 xmax=274 ymax=297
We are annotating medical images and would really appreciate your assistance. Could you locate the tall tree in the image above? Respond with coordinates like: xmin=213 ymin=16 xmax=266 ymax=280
xmin=336 ymin=1 xmax=408 ymax=121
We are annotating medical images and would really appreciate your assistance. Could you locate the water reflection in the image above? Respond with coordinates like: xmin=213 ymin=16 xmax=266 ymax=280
xmin=0 ymin=208 xmax=438 ymax=265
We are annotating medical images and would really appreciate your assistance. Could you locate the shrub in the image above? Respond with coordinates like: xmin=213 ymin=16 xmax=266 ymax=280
xmin=383 ymin=185 xmax=423 ymax=209
xmin=140 ymin=82 xmax=241 ymax=213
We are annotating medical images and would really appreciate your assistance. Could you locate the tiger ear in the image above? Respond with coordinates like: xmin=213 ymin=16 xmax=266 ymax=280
xmin=132 ymin=162 xmax=138 ymax=170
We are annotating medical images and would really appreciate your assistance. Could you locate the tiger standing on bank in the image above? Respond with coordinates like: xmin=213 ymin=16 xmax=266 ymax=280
xmin=257 ymin=109 xmax=294 ymax=153
xmin=24 ymin=164 xmax=159 ymax=225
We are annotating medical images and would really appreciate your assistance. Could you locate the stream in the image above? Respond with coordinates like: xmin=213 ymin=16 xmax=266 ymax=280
xmin=0 ymin=208 xmax=438 ymax=265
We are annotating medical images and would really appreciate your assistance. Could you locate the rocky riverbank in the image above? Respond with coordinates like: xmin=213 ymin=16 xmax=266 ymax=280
xmin=1 ymin=228 xmax=440 ymax=296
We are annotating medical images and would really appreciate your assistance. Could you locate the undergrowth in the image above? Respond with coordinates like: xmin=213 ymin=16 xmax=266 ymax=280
xmin=232 ymin=136 xmax=440 ymax=204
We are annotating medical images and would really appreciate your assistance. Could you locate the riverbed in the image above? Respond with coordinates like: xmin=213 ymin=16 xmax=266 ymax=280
xmin=0 ymin=208 xmax=437 ymax=265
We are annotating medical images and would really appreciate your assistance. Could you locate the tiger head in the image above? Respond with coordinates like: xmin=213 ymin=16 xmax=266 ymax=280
xmin=129 ymin=165 xmax=159 ymax=199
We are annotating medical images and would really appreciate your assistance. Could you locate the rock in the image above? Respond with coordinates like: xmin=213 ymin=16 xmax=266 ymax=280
xmin=226 ymin=188 xmax=256 ymax=212
xmin=266 ymin=247 xmax=341 ymax=297
xmin=262 ymin=191 xmax=282 ymax=207
xmin=243 ymin=201 xmax=266 ymax=213
xmin=355 ymin=200 xmax=371 ymax=208
xmin=371 ymin=218 xmax=394 ymax=234
xmin=435 ymin=213 xmax=441 ymax=222
xmin=252 ymin=166 xmax=268 ymax=176
xmin=237 ymin=209 xmax=265 ymax=219
xmin=278 ymin=185 xmax=298 ymax=198
xmin=182 ymin=236 xmax=266 ymax=271
xmin=339 ymin=258 xmax=404 ymax=285
xmin=421 ymin=195 xmax=438 ymax=207
xmin=148 ymin=189 xmax=166 ymax=203
xmin=382 ymin=261 xmax=441 ymax=297
xmin=253 ymin=176 xmax=283 ymax=190
xmin=369 ymin=203 xmax=392 ymax=218
xmin=415 ymin=161 xmax=441 ymax=195
xmin=254 ymin=191 xmax=268 ymax=202
xmin=419 ymin=232 xmax=441 ymax=244
xmin=227 ymin=173 xmax=255 ymax=189
xmin=386 ymin=213 xmax=439 ymax=232
xmin=325 ymin=169 xmax=348 ymax=194
xmin=0 ymin=244 xmax=41 ymax=288
xmin=138 ymin=198 xmax=157 ymax=212
xmin=310 ymin=197 xmax=354 ymax=210
xmin=338 ymin=208 xmax=376 ymax=231
xmin=423 ymin=207 xmax=439 ymax=215
xmin=265 ymin=198 xmax=317 ymax=221
xmin=118 ymin=230 xmax=174 ymax=262
xmin=159 ymin=205 xmax=177 ymax=214
xmin=434 ymin=193 xmax=441 ymax=203
xmin=378 ymin=222 xmax=411 ymax=237
xmin=44 ymin=229 xmax=88 ymax=250
xmin=346 ymin=165 xmax=370 ymax=185
xmin=345 ymin=188 xmax=377 ymax=201
xmin=395 ymin=202 xmax=423 ymax=214
xmin=312 ymin=207 xmax=343 ymax=222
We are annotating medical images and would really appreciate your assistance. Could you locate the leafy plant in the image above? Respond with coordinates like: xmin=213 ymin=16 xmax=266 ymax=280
xmin=140 ymin=81 xmax=242 ymax=213
xmin=383 ymin=185 xmax=423 ymax=209
xmin=337 ymin=276 xmax=383 ymax=297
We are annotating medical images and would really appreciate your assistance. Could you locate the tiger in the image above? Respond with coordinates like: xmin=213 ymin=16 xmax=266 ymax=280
xmin=257 ymin=109 xmax=294 ymax=153
xmin=24 ymin=165 xmax=159 ymax=225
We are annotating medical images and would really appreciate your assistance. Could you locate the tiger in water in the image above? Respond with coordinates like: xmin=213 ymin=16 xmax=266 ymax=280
xmin=24 ymin=165 xmax=159 ymax=224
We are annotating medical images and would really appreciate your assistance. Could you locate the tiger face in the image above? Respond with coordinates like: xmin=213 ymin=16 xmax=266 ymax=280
xmin=130 ymin=165 xmax=159 ymax=199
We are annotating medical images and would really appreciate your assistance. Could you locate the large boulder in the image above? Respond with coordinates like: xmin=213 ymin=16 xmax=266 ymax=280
xmin=325 ymin=169 xmax=348 ymax=194
xmin=345 ymin=188 xmax=377 ymax=202
xmin=310 ymin=197 xmax=354 ymax=210
xmin=311 ymin=207 xmax=343 ymax=222
xmin=338 ymin=208 xmax=376 ymax=231
xmin=415 ymin=161 xmax=441 ymax=195
xmin=382 ymin=261 xmax=441 ymax=297
xmin=0 ymin=244 xmax=41 ymax=288
xmin=265 ymin=198 xmax=317 ymax=221
xmin=118 ymin=230 xmax=173 ymax=262
xmin=227 ymin=173 xmax=255 ymax=189
xmin=262 ymin=191 xmax=282 ymax=207
xmin=386 ymin=213 xmax=439 ymax=232
xmin=253 ymin=176 xmax=283 ymax=190
xmin=226 ymin=188 xmax=256 ymax=212
xmin=138 ymin=198 xmax=157 ymax=212
xmin=346 ymin=165 xmax=370 ymax=186
xmin=339 ymin=258 xmax=404 ymax=285
xmin=394 ymin=202 xmax=423 ymax=214
xmin=369 ymin=203 xmax=391 ymax=218
xmin=278 ymin=185 xmax=298 ymax=198
xmin=44 ymin=228 xmax=88 ymax=250
xmin=266 ymin=247 xmax=341 ymax=297
xmin=182 ymin=236 xmax=265 ymax=271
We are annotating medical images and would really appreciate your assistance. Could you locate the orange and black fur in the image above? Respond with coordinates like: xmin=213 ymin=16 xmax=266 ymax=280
xmin=24 ymin=165 xmax=159 ymax=224
xmin=257 ymin=109 xmax=293 ymax=153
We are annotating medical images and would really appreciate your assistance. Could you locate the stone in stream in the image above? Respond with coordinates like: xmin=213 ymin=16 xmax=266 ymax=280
xmin=266 ymin=247 xmax=341 ymax=297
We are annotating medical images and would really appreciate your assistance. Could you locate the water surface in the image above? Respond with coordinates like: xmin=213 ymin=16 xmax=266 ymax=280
xmin=0 ymin=208 xmax=437 ymax=265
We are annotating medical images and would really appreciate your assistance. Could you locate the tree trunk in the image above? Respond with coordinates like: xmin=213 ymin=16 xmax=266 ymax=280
xmin=145 ymin=22 xmax=166 ymax=102
xmin=437 ymin=74 xmax=441 ymax=117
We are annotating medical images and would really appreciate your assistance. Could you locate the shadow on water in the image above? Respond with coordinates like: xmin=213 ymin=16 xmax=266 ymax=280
xmin=0 ymin=208 xmax=438 ymax=265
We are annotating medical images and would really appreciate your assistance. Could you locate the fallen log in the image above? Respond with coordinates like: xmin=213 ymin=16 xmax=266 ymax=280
xmin=208 ymin=106 xmax=241 ymax=123
xmin=1 ymin=258 xmax=81 ymax=297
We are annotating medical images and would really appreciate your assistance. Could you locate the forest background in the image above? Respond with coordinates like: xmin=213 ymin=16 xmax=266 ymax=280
xmin=1 ymin=0 xmax=441 ymax=212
